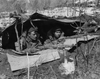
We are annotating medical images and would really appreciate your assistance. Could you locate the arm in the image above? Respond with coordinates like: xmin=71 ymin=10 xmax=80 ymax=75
xmin=23 ymin=40 xmax=42 ymax=53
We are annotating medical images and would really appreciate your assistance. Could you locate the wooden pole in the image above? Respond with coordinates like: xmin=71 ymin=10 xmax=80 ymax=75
xmin=15 ymin=23 xmax=21 ymax=53
xmin=27 ymin=52 xmax=30 ymax=79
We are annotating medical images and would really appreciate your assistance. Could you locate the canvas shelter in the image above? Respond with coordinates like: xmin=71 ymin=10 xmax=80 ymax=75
xmin=2 ymin=13 xmax=84 ymax=50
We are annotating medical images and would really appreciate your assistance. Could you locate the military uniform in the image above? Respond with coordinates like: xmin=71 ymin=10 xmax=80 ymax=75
xmin=44 ymin=35 xmax=66 ymax=49
xmin=21 ymin=35 xmax=42 ymax=50
xmin=15 ymin=27 xmax=42 ymax=53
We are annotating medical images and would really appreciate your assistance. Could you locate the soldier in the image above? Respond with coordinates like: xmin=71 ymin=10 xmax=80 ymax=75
xmin=15 ymin=27 xmax=42 ymax=53
xmin=44 ymin=27 xmax=66 ymax=48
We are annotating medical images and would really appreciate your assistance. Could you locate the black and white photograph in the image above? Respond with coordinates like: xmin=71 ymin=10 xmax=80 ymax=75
xmin=0 ymin=0 xmax=100 ymax=79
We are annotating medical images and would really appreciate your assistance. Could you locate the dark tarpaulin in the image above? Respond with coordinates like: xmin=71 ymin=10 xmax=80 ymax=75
xmin=2 ymin=19 xmax=22 ymax=49
xmin=2 ymin=13 xmax=84 ymax=50
xmin=30 ymin=13 xmax=83 ymax=39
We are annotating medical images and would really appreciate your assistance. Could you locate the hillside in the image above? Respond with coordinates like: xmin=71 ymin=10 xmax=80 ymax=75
xmin=0 ymin=0 xmax=99 ymax=12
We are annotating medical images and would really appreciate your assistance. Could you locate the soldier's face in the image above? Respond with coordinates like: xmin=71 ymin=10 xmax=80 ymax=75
xmin=30 ymin=31 xmax=37 ymax=40
xmin=54 ymin=31 xmax=61 ymax=38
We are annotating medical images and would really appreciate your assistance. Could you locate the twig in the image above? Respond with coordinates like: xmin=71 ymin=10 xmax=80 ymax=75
xmin=32 ymin=67 xmax=39 ymax=79
xmin=89 ymin=38 xmax=97 ymax=55
xmin=21 ymin=21 xmax=24 ymax=50
xmin=26 ymin=52 xmax=30 ymax=79
xmin=75 ymin=36 xmax=79 ymax=66
xmin=30 ymin=20 xmax=35 ymax=28
xmin=80 ymin=43 xmax=87 ymax=62
xmin=49 ymin=65 xmax=58 ymax=77
xmin=85 ymin=34 xmax=89 ymax=68
xmin=70 ymin=24 xmax=77 ymax=29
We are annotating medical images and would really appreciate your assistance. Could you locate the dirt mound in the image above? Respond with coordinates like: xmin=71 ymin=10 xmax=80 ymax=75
xmin=1 ymin=38 xmax=100 ymax=79
xmin=0 ymin=50 xmax=14 ymax=79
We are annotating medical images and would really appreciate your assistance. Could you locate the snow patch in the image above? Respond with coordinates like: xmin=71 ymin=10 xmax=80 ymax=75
xmin=59 ymin=57 xmax=75 ymax=75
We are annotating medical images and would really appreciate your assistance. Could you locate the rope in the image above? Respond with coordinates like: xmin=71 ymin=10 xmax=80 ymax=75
xmin=27 ymin=52 xmax=30 ymax=79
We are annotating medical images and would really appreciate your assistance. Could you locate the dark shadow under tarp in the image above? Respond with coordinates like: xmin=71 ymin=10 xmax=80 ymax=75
xmin=2 ymin=13 xmax=84 ymax=50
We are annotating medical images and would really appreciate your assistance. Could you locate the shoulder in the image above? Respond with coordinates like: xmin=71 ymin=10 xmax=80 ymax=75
xmin=38 ymin=40 xmax=42 ymax=45
xmin=59 ymin=36 xmax=66 ymax=40
xmin=44 ymin=39 xmax=52 ymax=44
